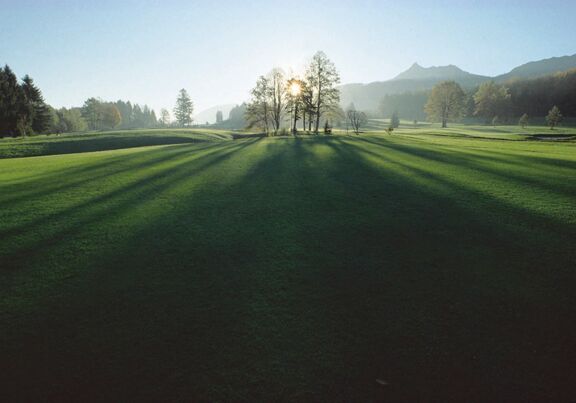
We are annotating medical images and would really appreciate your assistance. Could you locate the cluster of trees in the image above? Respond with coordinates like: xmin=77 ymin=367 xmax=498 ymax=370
xmin=78 ymin=98 xmax=160 ymax=131
xmin=1 ymin=64 xmax=198 ymax=137
xmin=383 ymin=69 xmax=576 ymax=128
xmin=0 ymin=65 xmax=52 ymax=137
xmin=246 ymin=51 xmax=341 ymax=135
xmin=424 ymin=79 xmax=569 ymax=129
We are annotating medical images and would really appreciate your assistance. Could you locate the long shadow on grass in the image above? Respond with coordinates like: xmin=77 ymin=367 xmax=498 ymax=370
xmin=0 ymin=140 xmax=259 ymax=272
xmin=2 ymin=136 xmax=576 ymax=402
xmin=356 ymin=135 xmax=576 ymax=206
xmin=0 ymin=142 xmax=230 ymax=209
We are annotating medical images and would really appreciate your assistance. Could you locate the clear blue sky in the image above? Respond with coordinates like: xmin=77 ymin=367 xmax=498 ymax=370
xmin=1 ymin=0 xmax=575 ymax=115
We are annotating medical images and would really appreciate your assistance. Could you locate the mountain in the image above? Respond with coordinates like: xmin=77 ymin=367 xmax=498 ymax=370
xmin=193 ymin=104 xmax=236 ymax=124
xmin=496 ymin=54 xmax=576 ymax=81
xmin=339 ymin=53 xmax=576 ymax=112
xmin=340 ymin=64 xmax=489 ymax=111
xmin=392 ymin=62 xmax=488 ymax=82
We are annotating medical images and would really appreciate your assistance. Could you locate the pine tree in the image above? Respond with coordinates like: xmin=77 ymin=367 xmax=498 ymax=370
xmin=174 ymin=89 xmax=193 ymax=127
xmin=22 ymin=75 xmax=52 ymax=134
xmin=0 ymin=65 xmax=25 ymax=136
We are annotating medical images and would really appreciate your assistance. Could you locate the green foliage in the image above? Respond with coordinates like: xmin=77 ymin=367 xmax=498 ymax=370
xmin=0 ymin=66 xmax=52 ymax=137
xmin=305 ymin=51 xmax=341 ymax=133
xmin=174 ymin=89 xmax=194 ymax=127
xmin=546 ymin=105 xmax=563 ymax=130
xmin=425 ymin=80 xmax=466 ymax=127
xmin=473 ymin=81 xmax=511 ymax=123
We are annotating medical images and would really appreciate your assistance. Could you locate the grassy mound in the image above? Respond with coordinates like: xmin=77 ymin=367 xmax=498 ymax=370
xmin=0 ymin=129 xmax=232 ymax=158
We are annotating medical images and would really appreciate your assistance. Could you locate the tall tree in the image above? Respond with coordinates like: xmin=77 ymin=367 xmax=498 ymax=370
xmin=546 ymin=105 xmax=563 ymax=130
xmin=216 ymin=110 xmax=223 ymax=124
xmin=160 ymin=108 xmax=171 ymax=127
xmin=246 ymin=75 xmax=271 ymax=133
xmin=174 ymin=89 xmax=194 ymax=127
xmin=268 ymin=68 xmax=287 ymax=134
xmin=21 ymin=75 xmax=51 ymax=134
xmin=82 ymin=98 xmax=104 ymax=130
xmin=473 ymin=81 xmax=511 ymax=123
xmin=286 ymin=77 xmax=304 ymax=133
xmin=305 ymin=51 xmax=341 ymax=133
xmin=0 ymin=65 xmax=27 ymax=137
xmin=425 ymin=81 xmax=466 ymax=128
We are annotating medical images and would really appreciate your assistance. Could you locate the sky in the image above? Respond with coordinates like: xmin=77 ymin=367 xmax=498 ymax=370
xmin=1 ymin=0 xmax=576 ymax=115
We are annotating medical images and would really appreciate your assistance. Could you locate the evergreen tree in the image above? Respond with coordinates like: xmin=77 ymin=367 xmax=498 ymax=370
xmin=22 ymin=75 xmax=51 ymax=134
xmin=0 ymin=65 xmax=25 ymax=137
xmin=174 ymin=89 xmax=193 ymax=127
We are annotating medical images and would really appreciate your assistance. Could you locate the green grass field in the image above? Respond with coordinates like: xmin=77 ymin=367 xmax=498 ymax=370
xmin=1 ymin=127 xmax=576 ymax=401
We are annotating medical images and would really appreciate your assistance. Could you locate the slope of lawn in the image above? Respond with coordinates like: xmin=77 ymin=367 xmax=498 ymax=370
xmin=1 ymin=133 xmax=576 ymax=401
xmin=0 ymin=128 xmax=232 ymax=158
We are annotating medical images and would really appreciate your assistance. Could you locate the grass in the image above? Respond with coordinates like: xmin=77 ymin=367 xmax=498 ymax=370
xmin=1 ymin=128 xmax=576 ymax=401
xmin=0 ymin=128 xmax=231 ymax=158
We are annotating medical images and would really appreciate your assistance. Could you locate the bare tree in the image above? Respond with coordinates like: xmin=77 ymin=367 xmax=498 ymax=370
xmin=305 ymin=51 xmax=341 ymax=133
xmin=346 ymin=104 xmax=367 ymax=134
xmin=268 ymin=68 xmax=287 ymax=134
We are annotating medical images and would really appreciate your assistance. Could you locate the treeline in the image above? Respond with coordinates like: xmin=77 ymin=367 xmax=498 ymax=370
xmin=379 ymin=68 xmax=576 ymax=124
xmin=81 ymin=98 xmax=157 ymax=131
xmin=0 ymin=64 xmax=160 ymax=137
xmin=0 ymin=65 xmax=52 ymax=137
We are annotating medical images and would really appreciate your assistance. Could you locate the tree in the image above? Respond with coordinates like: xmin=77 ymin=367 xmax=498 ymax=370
xmin=546 ymin=105 xmax=563 ymax=130
xmin=346 ymin=104 xmax=367 ymax=134
xmin=0 ymin=66 xmax=27 ymax=136
xmin=390 ymin=111 xmax=400 ymax=128
xmin=425 ymin=81 xmax=466 ymax=128
xmin=101 ymin=104 xmax=122 ymax=129
xmin=473 ymin=81 xmax=511 ymax=123
xmin=246 ymin=75 xmax=271 ymax=133
xmin=82 ymin=98 xmax=104 ymax=130
xmin=305 ymin=51 xmax=341 ymax=133
xmin=518 ymin=113 xmax=529 ymax=129
xmin=286 ymin=77 xmax=304 ymax=133
xmin=492 ymin=115 xmax=499 ymax=127
xmin=160 ymin=108 xmax=171 ymax=126
xmin=268 ymin=68 xmax=286 ymax=134
xmin=21 ymin=75 xmax=51 ymax=134
xmin=174 ymin=89 xmax=193 ymax=127
xmin=216 ymin=110 xmax=223 ymax=124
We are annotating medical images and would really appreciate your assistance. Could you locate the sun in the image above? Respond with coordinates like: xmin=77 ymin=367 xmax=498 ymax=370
xmin=289 ymin=81 xmax=301 ymax=97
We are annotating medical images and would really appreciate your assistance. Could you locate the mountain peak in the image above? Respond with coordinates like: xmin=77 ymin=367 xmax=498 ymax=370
xmin=393 ymin=63 xmax=471 ymax=81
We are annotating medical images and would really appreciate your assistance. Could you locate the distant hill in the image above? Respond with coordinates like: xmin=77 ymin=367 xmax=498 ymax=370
xmin=194 ymin=104 xmax=236 ymax=124
xmin=496 ymin=54 xmax=576 ymax=81
xmin=392 ymin=62 xmax=489 ymax=82
xmin=340 ymin=53 xmax=576 ymax=112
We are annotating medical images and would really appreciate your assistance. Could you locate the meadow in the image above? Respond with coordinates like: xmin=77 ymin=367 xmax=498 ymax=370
xmin=1 ymin=126 xmax=576 ymax=401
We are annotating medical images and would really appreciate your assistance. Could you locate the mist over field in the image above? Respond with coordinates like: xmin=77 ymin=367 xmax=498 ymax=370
xmin=1 ymin=1 xmax=576 ymax=401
